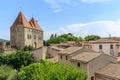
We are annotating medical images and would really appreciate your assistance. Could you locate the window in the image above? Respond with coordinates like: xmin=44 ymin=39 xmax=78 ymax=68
xmin=91 ymin=76 xmax=94 ymax=80
xmin=30 ymin=35 xmax=31 ymax=39
xmin=99 ymin=45 xmax=102 ymax=49
xmin=110 ymin=45 xmax=113 ymax=49
xmin=118 ymin=52 xmax=120 ymax=56
xmin=77 ymin=62 xmax=80 ymax=67
xmin=60 ymin=55 xmax=62 ymax=59
xmin=110 ymin=50 xmax=114 ymax=56
xmin=18 ymin=18 xmax=21 ymax=23
xmin=66 ymin=56 xmax=68 ymax=60
xmin=27 ymin=34 xmax=29 ymax=39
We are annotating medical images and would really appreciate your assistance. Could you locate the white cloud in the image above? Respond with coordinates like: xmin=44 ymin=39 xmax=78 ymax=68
xmin=44 ymin=0 xmax=74 ymax=13
xmin=53 ymin=9 xmax=62 ymax=13
xmin=81 ymin=0 xmax=112 ymax=3
xmin=59 ymin=20 xmax=120 ymax=38
xmin=43 ymin=0 xmax=113 ymax=13
xmin=44 ymin=20 xmax=120 ymax=39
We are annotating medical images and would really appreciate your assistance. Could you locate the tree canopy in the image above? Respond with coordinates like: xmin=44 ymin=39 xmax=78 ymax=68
xmin=18 ymin=60 xmax=87 ymax=80
xmin=0 ymin=42 xmax=3 ymax=45
xmin=6 ymin=41 xmax=10 ymax=46
xmin=0 ymin=51 xmax=34 ymax=69
xmin=45 ymin=33 xmax=83 ymax=46
xmin=23 ymin=45 xmax=34 ymax=51
xmin=84 ymin=35 xmax=101 ymax=41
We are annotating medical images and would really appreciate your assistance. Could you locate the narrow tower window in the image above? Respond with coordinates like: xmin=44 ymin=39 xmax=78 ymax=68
xmin=66 ymin=56 xmax=68 ymax=60
xmin=110 ymin=45 xmax=113 ymax=49
xmin=27 ymin=34 xmax=29 ymax=39
xmin=60 ymin=55 xmax=62 ymax=59
xmin=77 ymin=62 xmax=80 ymax=67
xmin=99 ymin=45 xmax=102 ymax=49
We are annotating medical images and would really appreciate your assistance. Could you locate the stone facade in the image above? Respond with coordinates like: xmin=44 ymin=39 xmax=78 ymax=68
xmin=47 ymin=46 xmax=64 ymax=58
xmin=10 ymin=12 xmax=43 ymax=50
xmin=83 ymin=38 xmax=120 ymax=56
xmin=87 ymin=54 xmax=116 ymax=80
xmin=58 ymin=47 xmax=117 ymax=80
xmin=0 ymin=45 xmax=16 ymax=54
xmin=30 ymin=47 xmax=43 ymax=61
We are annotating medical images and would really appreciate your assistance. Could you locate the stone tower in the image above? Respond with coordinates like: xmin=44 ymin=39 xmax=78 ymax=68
xmin=10 ymin=12 xmax=43 ymax=50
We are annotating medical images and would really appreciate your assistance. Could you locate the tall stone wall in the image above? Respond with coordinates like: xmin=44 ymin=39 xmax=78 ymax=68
xmin=30 ymin=47 xmax=44 ymax=62
xmin=10 ymin=27 xmax=25 ymax=49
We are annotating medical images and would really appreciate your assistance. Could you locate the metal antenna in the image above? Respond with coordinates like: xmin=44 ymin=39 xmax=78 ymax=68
xmin=20 ymin=6 xmax=22 ymax=11
xmin=109 ymin=34 xmax=111 ymax=38
xmin=19 ymin=0 xmax=22 ymax=12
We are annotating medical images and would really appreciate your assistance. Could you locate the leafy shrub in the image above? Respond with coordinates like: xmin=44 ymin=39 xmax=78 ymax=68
xmin=0 ymin=42 xmax=3 ymax=45
xmin=0 ymin=65 xmax=17 ymax=80
xmin=0 ymin=51 xmax=34 ymax=69
xmin=6 ymin=41 xmax=10 ymax=46
xmin=18 ymin=60 xmax=87 ymax=80
xmin=45 ymin=33 xmax=83 ymax=46
xmin=84 ymin=35 xmax=101 ymax=41
xmin=23 ymin=45 xmax=34 ymax=51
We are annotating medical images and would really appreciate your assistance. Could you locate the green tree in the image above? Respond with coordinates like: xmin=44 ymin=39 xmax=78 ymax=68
xmin=0 ymin=42 xmax=3 ymax=45
xmin=0 ymin=51 xmax=34 ymax=69
xmin=54 ymin=33 xmax=57 ymax=38
xmin=23 ymin=45 xmax=34 ymax=51
xmin=18 ymin=60 xmax=87 ymax=80
xmin=0 ymin=65 xmax=17 ymax=80
xmin=78 ymin=36 xmax=83 ymax=42
xmin=46 ymin=33 xmax=83 ymax=45
xmin=84 ymin=35 xmax=101 ymax=41
xmin=46 ymin=37 xmax=67 ymax=45
xmin=59 ymin=34 xmax=70 ymax=39
xmin=6 ymin=41 xmax=10 ymax=46
xmin=50 ymin=34 xmax=54 ymax=39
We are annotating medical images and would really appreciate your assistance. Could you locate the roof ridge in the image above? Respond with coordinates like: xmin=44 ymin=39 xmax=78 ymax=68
xmin=11 ymin=12 xmax=32 ymax=28
xmin=29 ymin=17 xmax=43 ymax=31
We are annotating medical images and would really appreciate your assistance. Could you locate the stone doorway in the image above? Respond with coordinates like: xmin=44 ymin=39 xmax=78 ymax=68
xmin=34 ymin=42 xmax=37 ymax=48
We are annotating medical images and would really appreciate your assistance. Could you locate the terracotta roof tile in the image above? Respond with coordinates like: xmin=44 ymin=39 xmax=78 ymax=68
xmin=11 ymin=12 xmax=31 ymax=28
xmin=11 ymin=12 xmax=43 ymax=31
xmin=29 ymin=17 xmax=43 ymax=31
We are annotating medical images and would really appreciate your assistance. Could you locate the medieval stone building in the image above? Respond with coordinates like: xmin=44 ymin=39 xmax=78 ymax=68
xmin=10 ymin=12 xmax=43 ymax=49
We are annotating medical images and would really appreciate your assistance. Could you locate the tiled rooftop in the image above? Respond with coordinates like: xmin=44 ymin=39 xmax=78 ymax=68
xmin=11 ymin=12 xmax=43 ymax=31
xmin=89 ymin=38 xmax=119 ymax=43
xmin=71 ymin=52 xmax=101 ymax=63
xmin=96 ymin=63 xmax=120 ymax=79
xmin=58 ymin=47 xmax=82 ymax=55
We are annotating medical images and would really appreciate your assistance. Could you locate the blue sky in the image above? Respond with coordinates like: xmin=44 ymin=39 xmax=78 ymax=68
xmin=0 ymin=0 xmax=120 ymax=40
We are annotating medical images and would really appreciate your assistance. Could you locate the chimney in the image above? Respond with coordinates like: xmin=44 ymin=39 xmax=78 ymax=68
xmin=109 ymin=34 xmax=111 ymax=39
